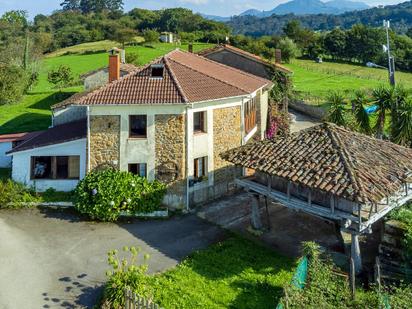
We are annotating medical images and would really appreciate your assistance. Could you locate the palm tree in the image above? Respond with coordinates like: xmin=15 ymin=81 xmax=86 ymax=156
xmin=371 ymin=85 xmax=394 ymax=139
xmin=392 ymin=98 xmax=412 ymax=147
xmin=351 ymin=90 xmax=371 ymax=135
xmin=327 ymin=92 xmax=347 ymax=126
xmin=391 ymin=85 xmax=409 ymax=140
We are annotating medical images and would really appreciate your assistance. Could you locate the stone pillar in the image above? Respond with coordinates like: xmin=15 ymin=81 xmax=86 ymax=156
xmin=351 ymin=233 xmax=362 ymax=274
xmin=250 ymin=194 xmax=263 ymax=230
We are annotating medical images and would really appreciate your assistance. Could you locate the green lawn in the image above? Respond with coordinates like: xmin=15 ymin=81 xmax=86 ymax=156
xmin=148 ymin=236 xmax=294 ymax=309
xmin=285 ymin=59 xmax=412 ymax=104
xmin=0 ymin=42 xmax=214 ymax=134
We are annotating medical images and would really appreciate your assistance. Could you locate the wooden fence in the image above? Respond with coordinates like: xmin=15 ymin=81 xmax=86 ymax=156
xmin=124 ymin=288 xmax=162 ymax=309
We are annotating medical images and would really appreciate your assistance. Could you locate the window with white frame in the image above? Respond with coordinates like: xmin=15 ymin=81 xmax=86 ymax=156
xmin=193 ymin=111 xmax=206 ymax=133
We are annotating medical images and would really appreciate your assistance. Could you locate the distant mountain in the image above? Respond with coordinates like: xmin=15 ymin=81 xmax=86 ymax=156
xmin=200 ymin=14 xmax=231 ymax=22
xmin=227 ymin=1 xmax=412 ymax=36
xmin=203 ymin=0 xmax=369 ymax=21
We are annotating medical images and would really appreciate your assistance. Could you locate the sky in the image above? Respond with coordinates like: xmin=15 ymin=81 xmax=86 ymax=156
xmin=0 ymin=0 xmax=406 ymax=18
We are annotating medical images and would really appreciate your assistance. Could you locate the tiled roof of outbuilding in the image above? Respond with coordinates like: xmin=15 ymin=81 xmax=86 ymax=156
xmin=221 ymin=123 xmax=412 ymax=204
xmin=7 ymin=119 xmax=87 ymax=154
xmin=52 ymin=49 xmax=271 ymax=109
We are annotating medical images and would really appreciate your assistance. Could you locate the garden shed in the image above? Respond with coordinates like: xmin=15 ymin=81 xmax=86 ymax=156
xmin=222 ymin=123 xmax=412 ymax=273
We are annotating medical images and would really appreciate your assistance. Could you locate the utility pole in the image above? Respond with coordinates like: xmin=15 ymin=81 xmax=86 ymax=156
xmin=383 ymin=20 xmax=395 ymax=87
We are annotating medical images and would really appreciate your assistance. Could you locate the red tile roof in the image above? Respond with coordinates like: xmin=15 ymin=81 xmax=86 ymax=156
xmin=222 ymin=123 xmax=412 ymax=205
xmin=198 ymin=44 xmax=292 ymax=74
xmin=53 ymin=49 xmax=272 ymax=109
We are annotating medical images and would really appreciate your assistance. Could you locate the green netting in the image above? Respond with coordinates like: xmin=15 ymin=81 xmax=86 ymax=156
xmin=276 ymin=257 xmax=308 ymax=309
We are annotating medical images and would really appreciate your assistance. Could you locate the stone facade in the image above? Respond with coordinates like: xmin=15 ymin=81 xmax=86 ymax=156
xmin=155 ymin=114 xmax=186 ymax=207
xmin=213 ymin=106 xmax=242 ymax=184
xmin=89 ymin=115 xmax=120 ymax=170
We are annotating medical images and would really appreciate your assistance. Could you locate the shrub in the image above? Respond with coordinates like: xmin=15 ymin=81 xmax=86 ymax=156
xmin=0 ymin=179 xmax=40 ymax=208
xmin=104 ymin=246 xmax=153 ymax=309
xmin=74 ymin=169 xmax=166 ymax=221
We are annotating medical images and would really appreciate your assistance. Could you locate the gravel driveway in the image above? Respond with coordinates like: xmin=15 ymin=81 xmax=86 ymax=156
xmin=0 ymin=207 xmax=225 ymax=309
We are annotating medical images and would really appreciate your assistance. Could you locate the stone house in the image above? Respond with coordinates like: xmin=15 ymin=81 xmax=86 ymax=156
xmin=8 ymin=49 xmax=273 ymax=210
xmin=198 ymin=44 xmax=292 ymax=80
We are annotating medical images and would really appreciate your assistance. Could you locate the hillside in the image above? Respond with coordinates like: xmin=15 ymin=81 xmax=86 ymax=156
xmin=0 ymin=42 xmax=213 ymax=134
xmin=228 ymin=0 xmax=412 ymax=36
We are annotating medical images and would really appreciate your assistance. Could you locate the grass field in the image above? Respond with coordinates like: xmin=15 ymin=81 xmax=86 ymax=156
xmin=148 ymin=236 xmax=294 ymax=309
xmin=0 ymin=42 xmax=214 ymax=134
xmin=285 ymin=59 xmax=412 ymax=104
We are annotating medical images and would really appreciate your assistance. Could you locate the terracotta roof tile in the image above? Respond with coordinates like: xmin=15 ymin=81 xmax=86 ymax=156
xmin=221 ymin=123 xmax=412 ymax=204
xmin=52 ymin=49 xmax=271 ymax=109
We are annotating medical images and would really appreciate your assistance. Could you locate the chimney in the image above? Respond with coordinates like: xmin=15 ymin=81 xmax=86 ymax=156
xmin=188 ymin=43 xmax=193 ymax=53
xmin=275 ymin=49 xmax=282 ymax=64
xmin=109 ymin=54 xmax=120 ymax=83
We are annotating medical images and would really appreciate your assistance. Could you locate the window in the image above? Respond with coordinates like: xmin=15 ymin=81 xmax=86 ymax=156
xmin=193 ymin=111 xmax=206 ymax=133
xmin=194 ymin=157 xmax=207 ymax=182
xmin=151 ymin=64 xmax=164 ymax=78
xmin=128 ymin=163 xmax=147 ymax=178
xmin=244 ymin=98 xmax=257 ymax=134
xmin=31 ymin=156 xmax=80 ymax=180
xmin=129 ymin=115 xmax=147 ymax=138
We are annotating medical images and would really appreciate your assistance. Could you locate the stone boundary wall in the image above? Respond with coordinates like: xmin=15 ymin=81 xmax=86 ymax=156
xmin=289 ymin=100 xmax=327 ymax=120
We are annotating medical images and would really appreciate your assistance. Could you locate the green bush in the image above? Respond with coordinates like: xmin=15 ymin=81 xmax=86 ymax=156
xmin=74 ymin=169 xmax=167 ymax=221
xmin=104 ymin=246 xmax=153 ymax=308
xmin=0 ymin=179 xmax=40 ymax=208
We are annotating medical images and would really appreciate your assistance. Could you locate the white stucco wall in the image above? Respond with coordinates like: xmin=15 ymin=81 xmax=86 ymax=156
xmin=260 ymin=90 xmax=269 ymax=140
xmin=11 ymin=139 xmax=87 ymax=192
xmin=0 ymin=142 xmax=12 ymax=168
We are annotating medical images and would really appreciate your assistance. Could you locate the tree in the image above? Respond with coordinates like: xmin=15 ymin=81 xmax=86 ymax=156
xmin=0 ymin=64 xmax=29 ymax=105
xmin=112 ymin=27 xmax=136 ymax=49
xmin=79 ymin=0 xmax=124 ymax=14
xmin=324 ymin=29 xmax=347 ymax=60
xmin=372 ymin=85 xmax=394 ymax=139
xmin=277 ymin=38 xmax=300 ymax=63
xmin=407 ymin=28 xmax=412 ymax=39
xmin=351 ymin=91 xmax=371 ymax=135
xmin=47 ymin=65 xmax=74 ymax=92
xmin=327 ymin=92 xmax=347 ymax=127
xmin=60 ymin=0 xmax=80 ymax=10
xmin=143 ymin=29 xmax=159 ymax=45
xmin=392 ymin=99 xmax=412 ymax=147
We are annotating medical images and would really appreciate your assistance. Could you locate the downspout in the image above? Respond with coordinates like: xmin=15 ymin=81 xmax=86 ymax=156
xmin=87 ymin=106 xmax=91 ymax=173
xmin=185 ymin=104 xmax=193 ymax=212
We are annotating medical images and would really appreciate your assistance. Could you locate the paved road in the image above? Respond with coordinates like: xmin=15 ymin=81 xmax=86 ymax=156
xmin=0 ymin=208 xmax=225 ymax=309
xmin=289 ymin=109 xmax=320 ymax=133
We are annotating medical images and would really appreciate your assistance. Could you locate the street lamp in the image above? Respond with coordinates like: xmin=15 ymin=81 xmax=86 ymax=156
xmin=366 ymin=20 xmax=396 ymax=87
xmin=384 ymin=20 xmax=396 ymax=86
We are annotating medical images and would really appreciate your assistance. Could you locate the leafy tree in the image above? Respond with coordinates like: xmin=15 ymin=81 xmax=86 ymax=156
xmin=47 ymin=65 xmax=74 ymax=92
xmin=60 ymin=0 xmax=80 ymax=11
xmin=372 ymin=85 xmax=394 ymax=139
xmin=125 ymin=52 xmax=139 ymax=65
xmin=392 ymin=99 xmax=412 ymax=147
xmin=407 ymin=28 xmax=412 ymax=39
xmin=143 ymin=29 xmax=159 ymax=45
xmin=277 ymin=38 xmax=300 ymax=63
xmin=79 ymin=0 xmax=123 ymax=14
xmin=324 ymin=29 xmax=347 ymax=60
xmin=0 ymin=64 xmax=29 ymax=105
xmin=327 ymin=92 xmax=347 ymax=126
xmin=0 ymin=10 xmax=28 ymax=28
xmin=351 ymin=91 xmax=371 ymax=135
xmin=111 ymin=27 xmax=136 ymax=49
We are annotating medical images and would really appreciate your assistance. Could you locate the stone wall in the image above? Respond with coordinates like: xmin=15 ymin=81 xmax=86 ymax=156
xmin=155 ymin=114 xmax=186 ymax=208
xmin=213 ymin=106 xmax=242 ymax=184
xmin=89 ymin=115 xmax=120 ymax=170
xmin=289 ymin=99 xmax=327 ymax=120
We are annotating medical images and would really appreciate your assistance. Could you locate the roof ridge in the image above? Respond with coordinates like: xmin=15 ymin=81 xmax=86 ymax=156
xmin=163 ymin=57 xmax=189 ymax=103
xmin=178 ymin=49 xmax=271 ymax=86
xmin=167 ymin=58 xmax=249 ymax=96
xmin=326 ymin=123 xmax=366 ymax=203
